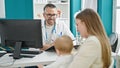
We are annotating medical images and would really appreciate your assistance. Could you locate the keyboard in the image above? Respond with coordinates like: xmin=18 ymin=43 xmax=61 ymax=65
xmin=7 ymin=50 xmax=43 ymax=55
xmin=9 ymin=54 xmax=35 ymax=58
xmin=0 ymin=53 xmax=6 ymax=57
xmin=21 ymin=50 xmax=43 ymax=55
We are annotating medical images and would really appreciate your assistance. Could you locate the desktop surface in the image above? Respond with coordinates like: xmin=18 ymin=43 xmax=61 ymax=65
xmin=0 ymin=51 xmax=7 ymax=57
xmin=0 ymin=52 xmax=6 ymax=57
xmin=0 ymin=51 xmax=58 ymax=68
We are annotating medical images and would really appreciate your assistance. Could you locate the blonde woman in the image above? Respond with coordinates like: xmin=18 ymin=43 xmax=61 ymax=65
xmin=68 ymin=8 xmax=111 ymax=68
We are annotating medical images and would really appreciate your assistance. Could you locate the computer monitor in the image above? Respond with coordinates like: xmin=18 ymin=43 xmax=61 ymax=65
xmin=0 ymin=19 xmax=43 ymax=59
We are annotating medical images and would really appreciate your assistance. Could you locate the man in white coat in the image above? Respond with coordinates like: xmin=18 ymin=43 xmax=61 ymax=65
xmin=41 ymin=4 xmax=74 ymax=50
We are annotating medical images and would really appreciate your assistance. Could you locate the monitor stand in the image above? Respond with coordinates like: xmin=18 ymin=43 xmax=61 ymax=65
xmin=10 ymin=42 xmax=35 ymax=59
xmin=13 ymin=42 xmax=22 ymax=59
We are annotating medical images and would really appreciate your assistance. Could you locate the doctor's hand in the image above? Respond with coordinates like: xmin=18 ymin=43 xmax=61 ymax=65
xmin=40 ymin=43 xmax=54 ymax=51
xmin=37 ymin=64 xmax=43 ymax=68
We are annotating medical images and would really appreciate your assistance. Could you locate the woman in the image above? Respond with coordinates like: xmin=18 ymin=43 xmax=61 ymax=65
xmin=69 ymin=9 xmax=111 ymax=68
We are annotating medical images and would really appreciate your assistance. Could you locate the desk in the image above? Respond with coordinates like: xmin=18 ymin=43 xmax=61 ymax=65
xmin=0 ymin=51 xmax=58 ymax=68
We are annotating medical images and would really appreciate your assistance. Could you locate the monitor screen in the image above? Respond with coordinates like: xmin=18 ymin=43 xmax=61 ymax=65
xmin=0 ymin=19 xmax=43 ymax=59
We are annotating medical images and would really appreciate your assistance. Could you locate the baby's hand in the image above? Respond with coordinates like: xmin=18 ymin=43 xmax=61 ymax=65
xmin=37 ymin=64 xmax=43 ymax=68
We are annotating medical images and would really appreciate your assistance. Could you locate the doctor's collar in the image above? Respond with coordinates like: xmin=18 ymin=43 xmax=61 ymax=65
xmin=44 ymin=20 xmax=56 ymax=26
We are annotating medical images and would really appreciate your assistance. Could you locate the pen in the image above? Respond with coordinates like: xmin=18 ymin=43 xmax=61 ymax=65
xmin=51 ymin=39 xmax=54 ymax=42
xmin=60 ymin=32 xmax=62 ymax=37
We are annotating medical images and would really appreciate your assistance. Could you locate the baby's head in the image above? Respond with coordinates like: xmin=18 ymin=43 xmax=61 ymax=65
xmin=54 ymin=35 xmax=73 ymax=55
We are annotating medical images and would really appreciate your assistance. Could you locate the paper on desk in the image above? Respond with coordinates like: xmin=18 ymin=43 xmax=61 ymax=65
xmin=0 ymin=54 xmax=14 ymax=66
xmin=32 ymin=51 xmax=58 ymax=62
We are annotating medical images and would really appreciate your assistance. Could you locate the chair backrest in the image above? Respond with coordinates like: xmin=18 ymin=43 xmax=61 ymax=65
xmin=109 ymin=32 xmax=118 ymax=53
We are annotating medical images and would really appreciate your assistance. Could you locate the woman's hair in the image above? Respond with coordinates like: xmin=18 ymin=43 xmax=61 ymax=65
xmin=76 ymin=8 xmax=111 ymax=68
xmin=54 ymin=35 xmax=73 ymax=54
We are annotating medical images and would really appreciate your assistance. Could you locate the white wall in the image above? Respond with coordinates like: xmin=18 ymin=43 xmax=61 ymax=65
xmin=81 ymin=0 xmax=97 ymax=12
xmin=0 ymin=0 xmax=5 ymax=18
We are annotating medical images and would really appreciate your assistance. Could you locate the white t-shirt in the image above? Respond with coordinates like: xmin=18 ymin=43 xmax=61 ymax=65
xmin=44 ymin=54 xmax=73 ymax=68
xmin=45 ymin=25 xmax=54 ymax=44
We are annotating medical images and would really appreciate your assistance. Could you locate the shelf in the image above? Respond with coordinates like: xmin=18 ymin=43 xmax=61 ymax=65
xmin=33 ymin=0 xmax=70 ymax=28
xmin=34 ymin=3 xmax=68 ymax=5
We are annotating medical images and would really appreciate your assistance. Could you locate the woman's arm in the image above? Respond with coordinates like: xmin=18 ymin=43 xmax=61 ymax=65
xmin=68 ymin=37 xmax=101 ymax=68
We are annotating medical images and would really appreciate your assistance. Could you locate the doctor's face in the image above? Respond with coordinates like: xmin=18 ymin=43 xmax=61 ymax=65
xmin=43 ymin=7 xmax=58 ymax=25
xmin=76 ymin=19 xmax=88 ymax=38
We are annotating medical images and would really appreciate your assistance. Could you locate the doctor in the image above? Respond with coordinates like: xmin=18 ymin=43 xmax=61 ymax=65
xmin=41 ymin=4 xmax=75 ymax=50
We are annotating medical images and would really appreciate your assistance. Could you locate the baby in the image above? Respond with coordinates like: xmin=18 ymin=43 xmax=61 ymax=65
xmin=38 ymin=35 xmax=73 ymax=68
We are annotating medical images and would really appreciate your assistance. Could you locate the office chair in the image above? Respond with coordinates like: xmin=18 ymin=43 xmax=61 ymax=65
xmin=109 ymin=32 xmax=118 ymax=53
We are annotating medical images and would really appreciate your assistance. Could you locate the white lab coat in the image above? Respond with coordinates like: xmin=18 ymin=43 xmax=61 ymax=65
xmin=41 ymin=19 xmax=75 ymax=45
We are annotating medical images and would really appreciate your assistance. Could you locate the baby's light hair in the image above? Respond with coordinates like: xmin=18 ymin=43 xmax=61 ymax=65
xmin=54 ymin=35 xmax=73 ymax=54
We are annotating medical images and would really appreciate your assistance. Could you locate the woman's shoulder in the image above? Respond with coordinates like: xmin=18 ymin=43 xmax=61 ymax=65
xmin=87 ymin=36 xmax=100 ymax=43
xmin=80 ymin=36 xmax=102 ymax=54
xmin=83 ymin=36 xmax=101 ymax=49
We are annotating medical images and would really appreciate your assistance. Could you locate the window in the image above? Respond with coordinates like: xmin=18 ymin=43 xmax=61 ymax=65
xmin=113 ymin=0 xmax=120 ymax=34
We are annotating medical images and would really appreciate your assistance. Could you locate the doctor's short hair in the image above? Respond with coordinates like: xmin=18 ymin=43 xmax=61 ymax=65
xmin=43 ymin=3 xmax=57 ymax=11
xmin=54 ymin=35 xmax=73 ymax=53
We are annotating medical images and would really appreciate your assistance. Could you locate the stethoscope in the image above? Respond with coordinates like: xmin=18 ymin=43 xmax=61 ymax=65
xmin=44 ymin=21 xmax=56 ymax=42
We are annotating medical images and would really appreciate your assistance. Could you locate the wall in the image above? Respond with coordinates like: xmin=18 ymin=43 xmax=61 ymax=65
xmin=97 ymin=0 xmax=113 ymax=36
xmin=4 ymin=0 xmax=113 ymax=36
xmin=70 ymin=0 xmax=81 ymax=36
xmin=70 ymin=0 xmax=113 ymax=36
xmin=5 ymin=0 xmax=33 ymax=19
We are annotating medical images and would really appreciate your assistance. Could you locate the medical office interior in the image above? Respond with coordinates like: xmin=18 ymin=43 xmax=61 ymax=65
xmin=0 ymin=0 xmax=120 ymax=68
